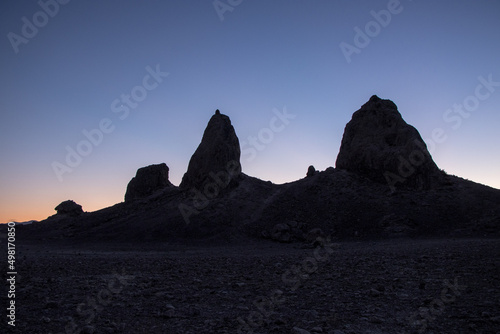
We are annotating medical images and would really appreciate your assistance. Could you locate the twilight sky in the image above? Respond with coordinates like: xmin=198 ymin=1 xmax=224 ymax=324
xmin=1 ymin=0 xmax=499 ymax=223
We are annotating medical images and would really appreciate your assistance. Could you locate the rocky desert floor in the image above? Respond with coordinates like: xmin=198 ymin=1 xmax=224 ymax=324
xmin=4 ymin=237 xmax=500 ymax=334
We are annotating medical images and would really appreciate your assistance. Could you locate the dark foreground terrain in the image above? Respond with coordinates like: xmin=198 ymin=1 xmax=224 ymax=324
xmin=6 ymin=238 xmax=500 ymax=334
xmin=5 ymin=99 xmax=500 ymax=333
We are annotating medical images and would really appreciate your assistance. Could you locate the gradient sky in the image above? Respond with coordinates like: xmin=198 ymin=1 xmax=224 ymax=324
xmin=1 ymin=0 xmax=499 ymax=223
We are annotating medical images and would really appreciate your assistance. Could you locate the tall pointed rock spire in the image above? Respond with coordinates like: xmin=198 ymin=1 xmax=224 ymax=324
xmin=180 ymin=110 xmax=241 ymax=190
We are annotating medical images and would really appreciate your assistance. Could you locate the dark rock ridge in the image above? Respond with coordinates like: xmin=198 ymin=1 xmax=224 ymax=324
xmin=180 ymin=110 xmax=241 ymax=190
xmin=125 ymin=163 xmax=173 ymax=202
xmin=336 ymin=95 xmax=442 ymax=190
xmin=55 ymin=200 xmax=83 ymax=217
xmin=19 ymin=97 xmax=500 ymax=243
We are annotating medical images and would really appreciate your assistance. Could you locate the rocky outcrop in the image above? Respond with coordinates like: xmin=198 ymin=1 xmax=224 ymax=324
xmin=336 ymin=95 xmax=442 ymax=191
xmin=265 ymin=221 xmax=307 ymax=243
xmin=180 ymin=110 xmax=241 ymax=191
xmin=55 ymin=200 xmax=83 ymax=217
xmin=306 ymin=165 xmax=317 ymax=178
xmin=125 ymin=163 xmax=173 ymax=202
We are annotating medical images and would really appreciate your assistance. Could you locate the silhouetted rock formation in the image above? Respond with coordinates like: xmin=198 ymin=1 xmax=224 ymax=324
xmin=336 ymin=95 xmax=442 ymax=191
xmin=125 ymin=163 xmax=173 ymax=202
xmin=55 ymin=200 xmax=83 ymax=217
xmin=20 ymin=97 xmax=500 ymax=244
xmin=306 ymin=165 xmax=317 ymax=178
xmin=180 ymin=110 xmax=241 ymax=190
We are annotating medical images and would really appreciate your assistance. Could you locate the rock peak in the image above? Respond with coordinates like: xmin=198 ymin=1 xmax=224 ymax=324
xmin=361 ymin=95 xmax=399 ymax=113
xmin=336 ymin=96 xmax=442 ymax=190
xmin=180 ymin=112 xmax=241 ymax=190
xmin=125 ymin=163 xmax=172 ymax=202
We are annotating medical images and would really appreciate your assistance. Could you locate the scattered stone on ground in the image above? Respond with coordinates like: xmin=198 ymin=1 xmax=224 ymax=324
xmin=12 ymin=238 xmax=499 ymax=334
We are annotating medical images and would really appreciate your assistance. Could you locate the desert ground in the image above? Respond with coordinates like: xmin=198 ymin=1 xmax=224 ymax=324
xmin=6 ymin=237 xmax=500 ymax=334
xmin=5 ymin=100 xmax=500 ymax=333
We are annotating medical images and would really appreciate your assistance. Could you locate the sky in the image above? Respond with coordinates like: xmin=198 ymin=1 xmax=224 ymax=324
xmin=1 ymin=0 xmax=499 ymax=223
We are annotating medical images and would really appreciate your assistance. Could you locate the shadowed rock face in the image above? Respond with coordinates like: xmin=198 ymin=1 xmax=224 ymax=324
xmin=55 ymin=200 xmax=83 ymax=217
xmin=336 ymin=95 xmax=442 ymax=190
xmin=125 ymin=163 xmax=173 ymax=202
xmin=180 ymin=110 xmax=241 ymax=190
xmin=20 ymin=98 xmax=500 ymax=243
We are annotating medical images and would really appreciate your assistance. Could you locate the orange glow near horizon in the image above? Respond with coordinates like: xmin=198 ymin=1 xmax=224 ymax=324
xmin=0 ymin=196 xmax=121 ymax=224
xmin=2 ymin=167 xmax=499 ymax=225
xmin=0 ymin=185 xmax=136 ymax=224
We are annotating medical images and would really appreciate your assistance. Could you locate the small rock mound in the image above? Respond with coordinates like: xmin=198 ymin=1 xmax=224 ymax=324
xmin=306 ymin=165 xmax=317 ymax=177
xmin=125 ymin=163 xmax=173 ymax=202
xmin=180 ymin=110 xmax=241 ymax=191
xmin=55 ymin=200 xmax=83 ymax=217
xmin=264 ymin=221 xmax=307 ymax=243
xmin=336 ymin=95 xmax=442 ymax=190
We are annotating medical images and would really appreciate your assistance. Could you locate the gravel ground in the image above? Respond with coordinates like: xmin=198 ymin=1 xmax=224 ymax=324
xmin=5 ymin=238 xmax=500 ymax=334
